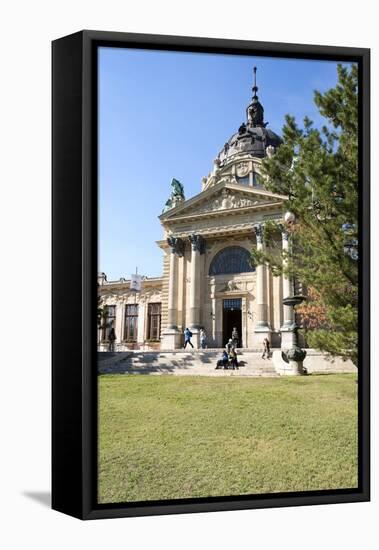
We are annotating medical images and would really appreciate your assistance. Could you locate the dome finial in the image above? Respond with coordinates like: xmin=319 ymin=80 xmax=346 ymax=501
xmin=252 ymin=66 xmax=258 ymax=98
xmin=247 ymin=66 xmax=264 ymax=127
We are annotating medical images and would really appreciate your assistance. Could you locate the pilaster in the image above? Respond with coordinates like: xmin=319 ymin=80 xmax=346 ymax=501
xmin=161 ymin=237 xmax=184 ymax=349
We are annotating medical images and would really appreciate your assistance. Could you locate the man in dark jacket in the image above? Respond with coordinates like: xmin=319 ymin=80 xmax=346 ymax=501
xmin=183 ymin=328 xmax=194 ymax=349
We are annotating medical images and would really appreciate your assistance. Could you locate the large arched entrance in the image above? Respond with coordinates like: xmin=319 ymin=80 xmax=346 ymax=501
xmin=209 ymin=246 xmax=255 ymax=347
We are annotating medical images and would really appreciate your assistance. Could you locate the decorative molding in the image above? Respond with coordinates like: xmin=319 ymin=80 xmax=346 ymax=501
xmin=171 ymin=220 xmax=271 ymax=239
xmin=236 ymin=162 xmax=250 ymax=177
xmin=189 ymin=234 xmax=205 ymax=254
xmin=189 ymin=189 xmax=262 ymax=215
xmin=218 ymin=280 xmax=240 ymax=292
xmin=215 ymin=289 xmax=250 ymax=298
xmin=262 ymin=213 xmax=283 ymax=221
xmin=167 ymin=236 xmax=185 ymax=256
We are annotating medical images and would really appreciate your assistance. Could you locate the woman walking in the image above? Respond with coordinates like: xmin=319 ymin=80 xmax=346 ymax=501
xmin=262 ymin=337 xmax=270 ymax=359
xmin=200 ymin=328 xmax=207 ymax=349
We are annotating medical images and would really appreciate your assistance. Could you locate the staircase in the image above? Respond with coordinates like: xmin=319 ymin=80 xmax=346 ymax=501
xmin=98 ymin=349 xmax=278 ymax=377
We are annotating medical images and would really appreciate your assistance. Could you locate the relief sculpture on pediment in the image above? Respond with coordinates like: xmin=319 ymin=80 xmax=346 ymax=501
xmin=191 ymin=189 xmax=261 ymax=215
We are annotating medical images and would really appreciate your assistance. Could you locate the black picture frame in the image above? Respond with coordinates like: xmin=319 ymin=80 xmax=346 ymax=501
xmin=52 ymin=30 xmax=370 ymax=520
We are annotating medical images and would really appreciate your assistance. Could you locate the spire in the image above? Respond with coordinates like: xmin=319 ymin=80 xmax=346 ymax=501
xmin=252 ymin=66 xmax=258 ymax=98
xmin=247 ymin=66 xmax=265 ymax=127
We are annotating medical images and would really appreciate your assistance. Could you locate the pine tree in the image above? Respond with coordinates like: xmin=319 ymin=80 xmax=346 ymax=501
xmin=252 ymin=64 xmax=358 ymax=365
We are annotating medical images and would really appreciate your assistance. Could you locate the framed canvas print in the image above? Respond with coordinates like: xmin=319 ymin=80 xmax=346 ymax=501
xmin=52 ymin=30 xmax=370 ymax=520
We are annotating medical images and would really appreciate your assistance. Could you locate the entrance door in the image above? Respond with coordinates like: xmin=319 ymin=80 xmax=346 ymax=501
xmin=222 ymin=298 xmax=242 ymax=347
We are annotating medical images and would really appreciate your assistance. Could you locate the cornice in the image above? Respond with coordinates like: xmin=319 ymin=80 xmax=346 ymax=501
xmin=159 ymin=179 xmax=287 ymax=222
xmin=162 ymin=200 xmax=283 ymax=225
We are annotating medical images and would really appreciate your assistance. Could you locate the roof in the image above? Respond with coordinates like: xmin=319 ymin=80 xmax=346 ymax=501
xmin=217 ymin=125 xmax=282 ymax=164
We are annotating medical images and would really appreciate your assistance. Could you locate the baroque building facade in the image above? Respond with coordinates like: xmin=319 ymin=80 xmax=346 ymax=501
xmin=98 ymin=69 xmax=295 ymax=351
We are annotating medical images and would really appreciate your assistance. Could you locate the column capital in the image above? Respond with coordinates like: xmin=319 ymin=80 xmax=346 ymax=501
xmin=253 ymin=223 xmax=264 ymax=244
xmin=167 ymin=236 xmax=184 ymax=256
xmin=189 ymin=234 xmax=205 ymax=254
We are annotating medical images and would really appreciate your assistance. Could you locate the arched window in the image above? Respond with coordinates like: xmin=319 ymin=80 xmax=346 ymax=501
xmin=209 ymin=246 xmax=255 ymax=275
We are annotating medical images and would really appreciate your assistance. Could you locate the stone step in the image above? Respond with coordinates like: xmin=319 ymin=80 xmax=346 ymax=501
xmin=98 ymin=350 xmax=278 ymax=377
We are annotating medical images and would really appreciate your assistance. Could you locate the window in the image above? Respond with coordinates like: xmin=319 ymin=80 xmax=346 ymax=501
xmin=253 ymin=172 xmax=262 ymax=188
xmin=209 ymin=246 xmax=255 ymax=275
xmin=107 ymin=305 xmax=116 ymax=323
xmin=223 ymin=299 xmax=242 ymax=310
xmin=124 ymin=304 xmax=138 ymax=341
xmin=236 ymin=175 xmax=250 ymax=186
xmin=100 ymin=304 xmax=116 ymax=341
xmin=147 ymin=303 xmax=162 ymax=340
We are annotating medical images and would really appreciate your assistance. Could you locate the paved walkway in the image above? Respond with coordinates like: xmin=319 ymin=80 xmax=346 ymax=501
xmin=98 ymin=349 xmax=278 ymax=377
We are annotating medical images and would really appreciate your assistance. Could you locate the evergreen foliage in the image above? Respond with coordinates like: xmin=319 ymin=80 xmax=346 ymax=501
xmin=252 ymin=64 xmax=358 ymax=364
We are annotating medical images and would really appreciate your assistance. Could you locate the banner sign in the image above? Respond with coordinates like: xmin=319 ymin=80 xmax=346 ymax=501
xmin=130 ymin=274 xmax=142 ymax=291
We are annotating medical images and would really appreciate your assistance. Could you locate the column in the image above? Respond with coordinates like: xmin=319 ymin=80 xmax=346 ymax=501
xmin=188 ymin=234 xmax=205 ymax=329
xmin=162 ymin=237 xmax=184 ymax=349
xmin=215 ymin=298 xmax=223 ymax=348
xmin=254 ymin=224 xmax=271 ymax=339
xmin=167 ymin=243 xmax=179 ymax=329
xmin=115 ymin=302 xmax=123 ymax=345
xmin=242 ymin=296 xmax=248 ymax=349
xmin=280 ymin=228 xmax=295 ymax=348
xmin=137 ymin=302 xmax=146 ymax=346
xmin=187 ymin=234 xmax=205 ymax=349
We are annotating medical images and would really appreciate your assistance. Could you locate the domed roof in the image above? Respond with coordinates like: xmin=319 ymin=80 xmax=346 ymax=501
xmin=217 ymin=125 xmax=282 ymax=163
xmin=217 ymin=67 xmax=282 ymax=164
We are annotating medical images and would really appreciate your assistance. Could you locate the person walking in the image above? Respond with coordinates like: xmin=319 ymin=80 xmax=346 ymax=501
xmin=108 ymin=327 xmax=116 ymax=352
xmin=231 ymin=326 xmax=239 ymax=348
xmin=199 ymin=328 xmax=207 ymax=349
xmin=262 ymin=337 xmax=270 ymax=359
xmin=183 ymin=327 xmax=194 ymax=349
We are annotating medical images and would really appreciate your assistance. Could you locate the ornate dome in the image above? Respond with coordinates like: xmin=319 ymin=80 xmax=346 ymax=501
xmin=217 ymin=67 xmax=282 ymax=165
xmin=217 ymin=125 xmax=282 ymax=164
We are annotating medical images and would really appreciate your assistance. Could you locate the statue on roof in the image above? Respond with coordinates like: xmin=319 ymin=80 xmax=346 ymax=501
xmin=162 ymin=197 xmax=173 ymax=213
xmin=171 ymin=178 xmax=185 ymax=199
xmin=162 ymin=178 xmax=185 ymax=213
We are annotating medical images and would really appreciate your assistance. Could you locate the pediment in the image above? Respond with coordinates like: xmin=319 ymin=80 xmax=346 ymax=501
xmin=160 ymin=181 xmax=285 ymax=221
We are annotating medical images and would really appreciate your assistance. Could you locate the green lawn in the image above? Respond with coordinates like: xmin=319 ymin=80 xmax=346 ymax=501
xmin=98 ymin=374 xmax=358 ymax=503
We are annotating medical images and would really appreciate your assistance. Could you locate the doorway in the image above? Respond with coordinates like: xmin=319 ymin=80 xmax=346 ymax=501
xmin=222 ymin=298 xmax=242 ymax=347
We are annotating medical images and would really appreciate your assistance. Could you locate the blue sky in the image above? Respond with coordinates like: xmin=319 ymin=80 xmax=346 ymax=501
xmin=98 ymin=47 xmax=347 ymax=280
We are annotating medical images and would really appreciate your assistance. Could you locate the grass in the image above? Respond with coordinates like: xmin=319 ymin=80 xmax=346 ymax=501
xmin=98 ymin=374 xmax=358 ymax=503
